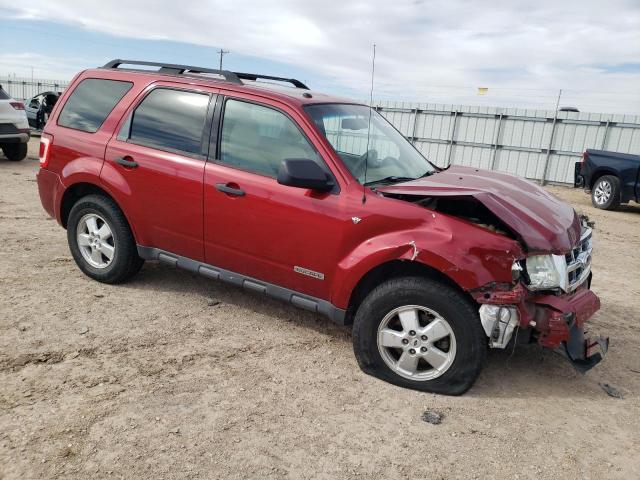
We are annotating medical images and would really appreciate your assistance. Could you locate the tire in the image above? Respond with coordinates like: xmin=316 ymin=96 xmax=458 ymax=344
xmin=67 ymin=194 xmax=144 ymax=284
xmin=352 ymin=276 xmax=486 ymax=395
xmin=1 ymin=143 xmax=28 ymax=161
xmin=591 ymin=175 xmax=620 ymax=210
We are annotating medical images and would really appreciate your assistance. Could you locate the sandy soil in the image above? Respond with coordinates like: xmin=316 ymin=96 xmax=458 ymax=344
xmin=1 ymin=139 xmax=639 ymax=479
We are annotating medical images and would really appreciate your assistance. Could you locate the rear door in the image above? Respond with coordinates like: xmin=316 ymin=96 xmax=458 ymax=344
xmin=103 ymin=84 xmax=216 ymax=261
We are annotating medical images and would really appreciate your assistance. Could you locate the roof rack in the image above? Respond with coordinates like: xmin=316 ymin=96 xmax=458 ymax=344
xmin=102 ymin=59 xmax=309 ymax=90
xmin=233 ymin=72 xmax=309 ymax=90
xmin=102 ymin=59 xmax=243 ymax=84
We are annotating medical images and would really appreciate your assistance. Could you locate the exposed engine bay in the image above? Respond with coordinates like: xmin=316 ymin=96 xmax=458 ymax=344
xmin=381 ymin=192 xmax=515 ymax=238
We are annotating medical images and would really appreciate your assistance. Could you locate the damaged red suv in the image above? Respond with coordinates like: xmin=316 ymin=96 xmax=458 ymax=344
xmin=36 ymin=60 xmax=607 ymax=395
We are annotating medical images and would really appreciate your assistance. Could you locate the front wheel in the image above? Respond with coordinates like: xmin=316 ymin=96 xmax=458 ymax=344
xmin=352 ymin=277 xmax=486 ymax=395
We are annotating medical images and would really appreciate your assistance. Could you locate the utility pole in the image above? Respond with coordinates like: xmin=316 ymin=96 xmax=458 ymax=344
xmin=541 ymin=89 xmax=563 ymax=186
xmin=217 ymin=49 xmax=229 ymax=70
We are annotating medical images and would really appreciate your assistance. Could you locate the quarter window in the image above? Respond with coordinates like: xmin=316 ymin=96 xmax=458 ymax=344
xmin=58 ymin=79 xmax=132 ymax=133
xmin=128 ymin=89 xmax=210 ymax=156
xmin=219 ymin=99 xmax=320 ymax=177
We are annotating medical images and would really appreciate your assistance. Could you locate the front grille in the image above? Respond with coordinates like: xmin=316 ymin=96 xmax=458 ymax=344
xmin=0 ymin=123 xmax=19 ymax=135
xmin=563 ymin=228 xmax=592 ymax=292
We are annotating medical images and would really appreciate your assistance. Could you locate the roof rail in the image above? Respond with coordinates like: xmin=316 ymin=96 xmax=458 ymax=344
xmin=233 ymin=72 xmax=309 ymax=90
xmin=102 ymin=60 xmax=309 ymax=89
xmin=102 ymin=59 xmax=243 ymax=85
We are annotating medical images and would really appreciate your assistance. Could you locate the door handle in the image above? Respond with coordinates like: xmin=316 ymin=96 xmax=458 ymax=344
xmin=215 ymin=183 xmax=245 ymax=197
xmin=115 ymin=156 xmax=138 ymax=168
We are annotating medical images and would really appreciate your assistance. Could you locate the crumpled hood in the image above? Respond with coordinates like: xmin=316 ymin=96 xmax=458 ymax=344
xmin=377 ymin=166 xmax=581 ymax=254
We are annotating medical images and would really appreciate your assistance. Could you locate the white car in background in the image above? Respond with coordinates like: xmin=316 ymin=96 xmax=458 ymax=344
xmin=0 ymin=86 xmax=30 ymax=161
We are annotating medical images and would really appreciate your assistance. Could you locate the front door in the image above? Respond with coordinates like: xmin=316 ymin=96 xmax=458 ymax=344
xmin=104 ymin=86 xmax=215 ymax=261
xmin=203 ymin=95 xmax=347 ymax=300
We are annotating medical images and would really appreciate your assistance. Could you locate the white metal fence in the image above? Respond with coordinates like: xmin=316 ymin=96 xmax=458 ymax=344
xmin=0 ymin=76 xmax=70 ymax=102
xmin=374 ymin=101 xmax=640 ymax=185
xmin=2 ymin=76 xmax=639 ymax=185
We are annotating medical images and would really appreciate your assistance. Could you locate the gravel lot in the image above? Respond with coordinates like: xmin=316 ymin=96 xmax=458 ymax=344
xmin=1 ymin=139 xmax=639 ymax=479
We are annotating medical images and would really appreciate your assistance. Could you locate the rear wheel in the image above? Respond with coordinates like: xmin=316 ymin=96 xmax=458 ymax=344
xmin=591 ymin=175 xmax=620 ymax=210
xmin=352 ymin=276 xmax=486 ymax=395
xmin=1 ymin=143 xmax=28 ymax=161
xmin=67 ymin=194 xmax=144 ymax=283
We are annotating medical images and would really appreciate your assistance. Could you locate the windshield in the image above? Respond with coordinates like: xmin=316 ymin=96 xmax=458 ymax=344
xmin=305 ymin=103 xmax=436 ymax=185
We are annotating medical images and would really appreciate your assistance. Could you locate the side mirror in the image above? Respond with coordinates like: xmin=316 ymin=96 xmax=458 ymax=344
xmin=277 ymin=158 xmax=334 ymax=192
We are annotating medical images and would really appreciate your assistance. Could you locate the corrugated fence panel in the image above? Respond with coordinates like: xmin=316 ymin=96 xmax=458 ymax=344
xmin=415 ymin=142 xmax=449 ymax=167
xmin=606 ymin=125 xmax=640 ymax=153
xmin=376 ymin=100 xmax=640 ymax=185
xmin=415 ymin=111 xmax=455 ymax=141
xmin=450 ymin=144 xmax=494 ymax=170
xmin=0 ymin=76 xmax=70 ymax=101
xmin=455 ymin=115 xmax=498 ymax=145
xmin=500 ymin=117 xmax=551 ymax=150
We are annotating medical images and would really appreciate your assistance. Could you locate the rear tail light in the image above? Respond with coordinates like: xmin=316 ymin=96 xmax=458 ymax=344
xmin=10 ymin=101 xmax=25 ymax=110
xmin=39 ymin=134 xmax=53 ymax=168
xmin=581 ymin=151 xmax=588 ymax=166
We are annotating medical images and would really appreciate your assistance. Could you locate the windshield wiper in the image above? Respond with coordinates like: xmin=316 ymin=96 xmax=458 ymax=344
xmin=364 ymin=176 xmax=418 ymax=187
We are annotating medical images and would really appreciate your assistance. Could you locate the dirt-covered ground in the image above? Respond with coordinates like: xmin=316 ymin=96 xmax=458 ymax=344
xmin=1 ymin=139 xmax=639 ymax=479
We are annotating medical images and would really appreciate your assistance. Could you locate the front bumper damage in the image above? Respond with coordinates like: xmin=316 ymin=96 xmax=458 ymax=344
xmin=472 ymin=283 xmax=608 ymax=372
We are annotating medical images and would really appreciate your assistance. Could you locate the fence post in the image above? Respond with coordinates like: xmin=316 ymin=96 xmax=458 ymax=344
xmin=490 ymin=113 xmax=503 ymax=171
xmin=409 ymin=107 xmax=419 ymax=145
xmin=541 ymin=89 xmax=562 ymax=186
xmin=447 ymin=110 xmax=459 ymax=166
xmin=600 ymin=120 xmax=611 ymax=150
xmin=541 ymin=116 xmax=559 ymax=186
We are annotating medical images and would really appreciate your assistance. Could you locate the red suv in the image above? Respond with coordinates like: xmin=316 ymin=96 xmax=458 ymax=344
xmin=36 ymin=60 xmax=607 ymax=394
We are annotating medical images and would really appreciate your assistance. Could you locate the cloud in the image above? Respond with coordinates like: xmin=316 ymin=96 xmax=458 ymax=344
xmin=2 ymin=0 xmax=639 ymax=113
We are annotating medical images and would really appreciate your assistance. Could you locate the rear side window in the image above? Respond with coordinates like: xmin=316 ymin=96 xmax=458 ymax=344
xmin=127 ymin=89 xmax=210 ymax=156
xmin=0 ymin=88 xmax=10 ymax=100
xmin=58 ymin=79 xmax=132 ymax=133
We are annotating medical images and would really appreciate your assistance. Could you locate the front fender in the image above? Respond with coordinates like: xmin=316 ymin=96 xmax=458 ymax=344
xmin=330 ymin=215 xmax=524 ymax=310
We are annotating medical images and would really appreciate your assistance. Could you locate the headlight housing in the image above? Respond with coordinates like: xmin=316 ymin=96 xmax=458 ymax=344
xmin=524 ymin=255 xmax=563 ymax=290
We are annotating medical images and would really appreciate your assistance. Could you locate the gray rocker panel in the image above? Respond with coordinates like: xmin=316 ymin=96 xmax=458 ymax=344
xmin=137 ymin=246 xmax=347 ymax=325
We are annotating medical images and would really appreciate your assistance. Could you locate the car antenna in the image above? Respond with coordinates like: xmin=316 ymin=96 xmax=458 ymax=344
xmin=362 ymin=43 xmax=376 ymax=204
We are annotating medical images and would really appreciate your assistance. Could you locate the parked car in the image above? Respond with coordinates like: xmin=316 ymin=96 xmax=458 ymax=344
xmin=36 ymin=60 xmax=607 ymax=395
xmin=26 ymin=91 xmax=60 ymax=130
xmin=575 ymin=149 xmax=640 ymax=210
xmin=0 ymin=86 xmax=30 ymax=161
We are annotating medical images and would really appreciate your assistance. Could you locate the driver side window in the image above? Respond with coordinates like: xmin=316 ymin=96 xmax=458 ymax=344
xmin=219 ymin=99 xmax=321 ymax=178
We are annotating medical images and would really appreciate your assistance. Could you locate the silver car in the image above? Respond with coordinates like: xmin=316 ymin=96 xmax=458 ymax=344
xmin=0 ymin=86 xmax=30 ymax=161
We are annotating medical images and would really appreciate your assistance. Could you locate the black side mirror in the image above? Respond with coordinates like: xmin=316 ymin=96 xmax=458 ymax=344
xmin=277 ymin=158 xmax=334 ymax=192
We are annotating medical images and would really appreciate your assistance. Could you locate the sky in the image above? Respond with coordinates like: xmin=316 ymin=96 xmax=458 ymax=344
xmin=1 ymin=0 xmax=639 ymax=114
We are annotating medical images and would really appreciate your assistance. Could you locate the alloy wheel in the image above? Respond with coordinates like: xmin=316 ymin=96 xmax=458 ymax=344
xmin=593 ymin=180 xmax=611 ymax=205
xmin=377 ymin=305 xmax=457 ymax=381
xmin=76 ymin=213 xmax=115 ymax=269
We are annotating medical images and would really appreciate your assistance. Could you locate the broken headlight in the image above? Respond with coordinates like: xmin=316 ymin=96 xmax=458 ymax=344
xmin=524 ymin=255 xmax=562 ymax=290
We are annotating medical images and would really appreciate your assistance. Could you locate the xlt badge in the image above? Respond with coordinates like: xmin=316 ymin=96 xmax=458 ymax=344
xmin=294 ymin=266 xmax=325 ymax=280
